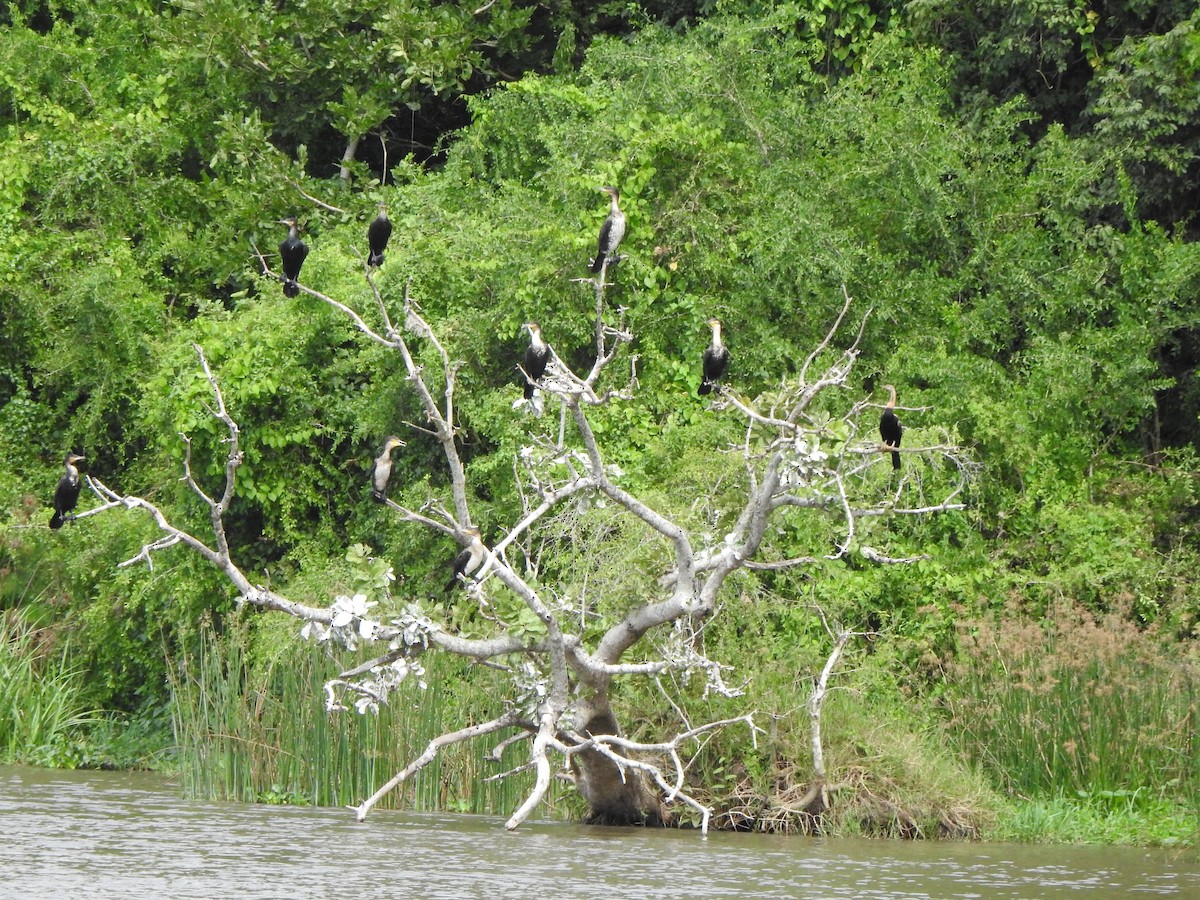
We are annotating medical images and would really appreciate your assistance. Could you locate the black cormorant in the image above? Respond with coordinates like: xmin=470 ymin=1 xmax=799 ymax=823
xmin=49 ymin=452 xmax=85 ymax=529
xmin=590 ymin=186 xmax=626 ymax=273
xmin=278 ymin=216 xmax=309 ymax=297
xmin=698 ymin=317 xmax=729 ymax=396
xmin=445 ymin=525 xmax=486 ymax=593
xmin=367 ymin=203 xmax=392 ymax=268
xmin=879 ymin=384 xmax=903 ymax=470
xmin=369 ymin=435 xmax=406 ymax=502
xmin=522 ymin=322 xmax=550 ymax=400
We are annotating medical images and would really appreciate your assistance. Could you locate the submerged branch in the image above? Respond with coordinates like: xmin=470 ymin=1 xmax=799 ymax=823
xmin=355 ymin=711 xmax=524 ymax=821
xmin=505 ymin=710 xmax=558 ymax=831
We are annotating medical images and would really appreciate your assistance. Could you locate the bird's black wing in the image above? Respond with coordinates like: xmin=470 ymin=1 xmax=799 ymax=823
xmin=368 ymin=217 xmax=393 ymax=266
xmin=880 ymin=411 xmax=903 ymax=470
xmin=591 ymin=218 xmax=615 ymax=272
xmin=446 ymin=547 xmax=471 ymax=592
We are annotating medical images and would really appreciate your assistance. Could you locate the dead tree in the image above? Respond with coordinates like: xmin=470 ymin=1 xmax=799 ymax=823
xmin=84 ymin=259 xmax=969 ymax=833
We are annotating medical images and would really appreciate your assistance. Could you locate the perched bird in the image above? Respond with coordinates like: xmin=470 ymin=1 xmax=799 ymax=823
xmin=278 ymin=216 xmax=309 ymax=297
xmin=445 ymin=525 xmax=486 ymax=593
xmin=521 ymin=322 xmax=550 ymax=401
xmin=698 ymin=317 xmax=730 ymax=396
xmin=49 ymin=452 xmax=85 ymax=529
xmin=879 ymin=384 xmax=903 ymax=470
xmin=589 ymin=185 xmax=626 ymax=273
xmin=369 ymin=435 xmax=406 ymax=502
xmin=367 ymin=203 xmax=392 ymax=268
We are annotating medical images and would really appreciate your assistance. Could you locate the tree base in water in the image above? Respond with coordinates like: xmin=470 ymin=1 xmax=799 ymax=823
xmin=571 ymin=709 xmax=669 ymax=827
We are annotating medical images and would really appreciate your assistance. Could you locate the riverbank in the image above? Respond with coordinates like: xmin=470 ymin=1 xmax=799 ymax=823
xmin=3 ymin=605 xmax=1196 ymax=849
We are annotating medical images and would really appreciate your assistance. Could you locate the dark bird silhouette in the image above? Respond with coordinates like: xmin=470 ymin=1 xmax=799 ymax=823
xmin=369 ymin=435 xmax=406 ymax=502
xmin=49 ymin=452 xmax=85 ymax=529
xmin=445 ymin=525 xmax=486 ymax=593
xmin=879 ymin=384 xmax=903 ymax=470
xmin=589 ymin=185 xmax=626 ymax=273
xmin=278 ymin=216 xmax=309 ymax=297
xmin=698 ymin=317 xmax=730 ymax=396
xmin=367 ymin=203 xmax=392 ymax=268
xmin=522 ymin=322 xmax=550 ymax=401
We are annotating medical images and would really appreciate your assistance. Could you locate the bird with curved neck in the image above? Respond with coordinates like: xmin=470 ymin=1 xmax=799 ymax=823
xmin=367 ymin=202 xmax=392 ymax=268
xmin=50 ymin=452 xmax=85 ymax=529
xmin=369 ymin=436 xmax=406 ymax=502
xmin=278 ymin=216 xmax=309 ymax=297
xmin=698 ymin=317 xmax=730 ymax=396
xmin=445 ymin=525 xmax=486 ymax=593
xmin=590 ymin=185 xmax=626 ymax=273
xmin=521 ymin=322 xmax=550 ymax=401
xmin=878 ymin=384 xmax=903 ymax=470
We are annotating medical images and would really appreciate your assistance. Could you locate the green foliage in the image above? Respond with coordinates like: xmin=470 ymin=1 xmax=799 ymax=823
xmin=1089 ymin=8 xmax=1200 ymax=226
xmin=769 ymin=0 xmax=899 ymax=74
xmin=65 ymin=699 xmax=175 ymax=771
xmin=133 ymin=295 xmax=383 ymax=554
xmin=907 ymin=0 xmax=1200 ymax=232
xmin=905 ymin=0 xmax=1182 ymax=120
xmin=160 ymin=0 xmax=535 ymax=153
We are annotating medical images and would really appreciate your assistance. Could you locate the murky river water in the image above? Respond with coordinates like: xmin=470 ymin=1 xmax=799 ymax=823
xmin=1 ymin=766 xmax=1196 ymax=899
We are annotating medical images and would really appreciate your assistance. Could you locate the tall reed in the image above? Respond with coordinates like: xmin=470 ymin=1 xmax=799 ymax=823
xmin=171 ymin=616 xmax=553 ymax=815
xmin=0 ymin=609 xmax=95 ymax=765
xmin=943 ymin=599 xmax=1198 ymax=806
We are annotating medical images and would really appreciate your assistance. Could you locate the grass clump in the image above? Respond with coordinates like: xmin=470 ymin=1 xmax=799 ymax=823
xmin=817 ymin=698 xmax=998 ymax=840
xmin=0 ymin=609 xmax=96 ymax=766
xmin=943 ymin=598 xmax=1199 ymax=845
xmin=170 ymin=612 xmax=554 ymax=815
xmin=996 ymin=792 xmax=1198 ymax=848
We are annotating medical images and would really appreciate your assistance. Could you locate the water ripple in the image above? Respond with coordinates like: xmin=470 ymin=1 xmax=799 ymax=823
xmin=1 ymin=767 xmax=1196 ymax=899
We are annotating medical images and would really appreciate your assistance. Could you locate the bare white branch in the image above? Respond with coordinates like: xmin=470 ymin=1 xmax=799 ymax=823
xmin=859 ymin=546 xmax=931 ymax=565
xmin=808 ymin=626 xmax=859 ymax=812
xmin=287 ymin=179 xmax=347 ymax=214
